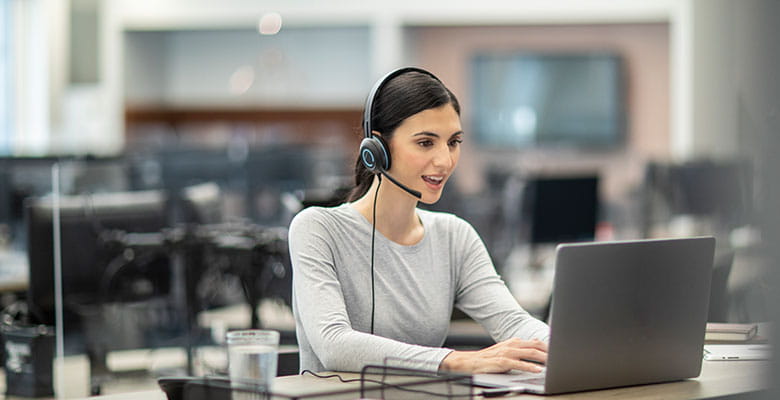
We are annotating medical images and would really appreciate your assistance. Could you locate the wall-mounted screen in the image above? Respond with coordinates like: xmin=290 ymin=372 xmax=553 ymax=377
xmin=471 ymin=52 xmax=624 ymax=149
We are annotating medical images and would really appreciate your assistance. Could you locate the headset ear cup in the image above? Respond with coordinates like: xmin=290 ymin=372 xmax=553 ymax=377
xmin=359 ymin=136 xmax=390 ymax=173
xmin=359 ymin=137 xmax=385 ymax=173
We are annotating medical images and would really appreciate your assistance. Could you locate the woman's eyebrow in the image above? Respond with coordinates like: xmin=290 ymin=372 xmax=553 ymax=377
xmin=412 ymin=131 xmax=464 ymax=138
xmin=412 ymin=131 xmax=439 ymax=138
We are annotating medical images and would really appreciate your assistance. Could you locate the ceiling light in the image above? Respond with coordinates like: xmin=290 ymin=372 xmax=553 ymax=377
xmin=258 ymin=12 xmax=282 ymax=35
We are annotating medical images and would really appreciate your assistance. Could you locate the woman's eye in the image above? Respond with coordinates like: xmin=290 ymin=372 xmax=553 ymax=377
xmin=418 ymin=140 xmax=433 ymax=147
xmin=449 ymin=138 xmax=463 ymax=147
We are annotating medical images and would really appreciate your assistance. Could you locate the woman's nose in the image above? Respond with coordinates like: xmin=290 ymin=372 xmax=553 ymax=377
xmin=432 ymin=145 xmax=454 ymax=169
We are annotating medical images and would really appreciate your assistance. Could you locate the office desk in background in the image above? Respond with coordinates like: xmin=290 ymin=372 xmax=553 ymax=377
xmin=70 ymin=359 xmax=770 ymax=400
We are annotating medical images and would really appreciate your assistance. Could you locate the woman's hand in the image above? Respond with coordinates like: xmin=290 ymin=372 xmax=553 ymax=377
xmin=439 ymin=338 xmax=548 ymax=374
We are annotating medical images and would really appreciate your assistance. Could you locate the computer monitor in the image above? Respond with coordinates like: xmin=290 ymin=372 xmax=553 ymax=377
xmin=158 ymin=147 xmax=247 ymax=192
xmin=246 ymin=146 xmax=344 ymax=224
xmin=522 ymin=176 xmax=599 ymax=244
xmin=0 ymin=157 xmax=60 ymax=247
xmin=472 ymin=52 xmax=624 ymax=149
xmin=0 ymin=165 xmax=10 ymax=229
xmin=665 ymin=160 xmax=752 ymax=229
xmin=25 ymin=190 xmax=171 ymax=327
xmin=67 ymin=156 xmax=130 ymax=194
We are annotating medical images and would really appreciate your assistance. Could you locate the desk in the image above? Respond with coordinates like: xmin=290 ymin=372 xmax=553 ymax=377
xmin=72 ymin=359 xmax=770 ymax=400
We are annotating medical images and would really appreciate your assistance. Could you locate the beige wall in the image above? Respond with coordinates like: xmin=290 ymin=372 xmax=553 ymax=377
xmin=407 ymin=23 xmax=670 ymax=202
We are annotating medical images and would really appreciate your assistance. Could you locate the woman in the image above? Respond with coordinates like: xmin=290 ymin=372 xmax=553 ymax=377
xmin=288 ymin=67 xmax=549 ymax=375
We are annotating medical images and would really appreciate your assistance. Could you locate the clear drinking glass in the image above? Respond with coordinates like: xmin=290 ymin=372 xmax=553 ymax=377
xmin=226 ymin=329 xmax=279 ymax=400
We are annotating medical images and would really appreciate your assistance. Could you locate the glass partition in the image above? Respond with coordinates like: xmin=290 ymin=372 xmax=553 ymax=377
xmin=0 ymin=148 xmax=347 ymax=396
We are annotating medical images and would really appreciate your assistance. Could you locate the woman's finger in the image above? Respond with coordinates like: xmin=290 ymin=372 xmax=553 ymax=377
xmin=507 ymin=338 xmax=548 ymax=352
xmin=504 ymin=358 xmax=545 ymax=373
xmin=515 ymin=348 xmax=548 ymax=364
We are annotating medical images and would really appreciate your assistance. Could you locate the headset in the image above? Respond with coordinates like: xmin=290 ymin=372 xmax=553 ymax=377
xmin=360 ymin=66 xmax=444 ymax=335
xmin=359 ymin=66 xmax=445 ymax=200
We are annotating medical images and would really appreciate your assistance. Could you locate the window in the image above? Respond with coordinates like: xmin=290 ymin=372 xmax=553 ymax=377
xmin=0 ymin=0 xmax=12 ymax=154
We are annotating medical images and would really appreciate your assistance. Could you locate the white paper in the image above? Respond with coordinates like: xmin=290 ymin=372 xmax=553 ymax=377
xmin=703 ymin=344 xmax=772 ymax=361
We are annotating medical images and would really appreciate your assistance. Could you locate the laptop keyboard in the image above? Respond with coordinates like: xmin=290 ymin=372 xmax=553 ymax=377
xmin=510 ymin=377 xmax=546 ymax=386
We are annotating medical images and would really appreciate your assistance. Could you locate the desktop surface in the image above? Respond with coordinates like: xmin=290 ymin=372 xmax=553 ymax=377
xmin=63 ymin=359 xmax=770 ymax=400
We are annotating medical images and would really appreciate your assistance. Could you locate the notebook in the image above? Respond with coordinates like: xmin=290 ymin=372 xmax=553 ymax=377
xmin=474 ymin=237 xmax=715 ymax=395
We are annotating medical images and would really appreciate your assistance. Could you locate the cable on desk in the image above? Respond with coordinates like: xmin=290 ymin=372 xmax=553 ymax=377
xmin=301 ymin=369 xmax=474 ymax=398
xmin=301 ymin=370 xmax=364 ymax=383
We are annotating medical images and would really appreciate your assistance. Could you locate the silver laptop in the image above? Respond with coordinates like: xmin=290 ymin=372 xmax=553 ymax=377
xmin=474 ymin=237 xmax=715 ymax=395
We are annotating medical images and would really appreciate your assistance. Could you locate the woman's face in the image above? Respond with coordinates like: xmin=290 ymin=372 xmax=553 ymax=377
xmin=384 ymin=103 xmax=463 ymax=204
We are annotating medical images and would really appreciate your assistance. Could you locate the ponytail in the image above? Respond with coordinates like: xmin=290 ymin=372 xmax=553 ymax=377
xmin=347 ymin=157 xmax=375 ymax=202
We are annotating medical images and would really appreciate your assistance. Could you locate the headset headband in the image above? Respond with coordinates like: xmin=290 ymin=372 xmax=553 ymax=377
xmin=362 ymin=67 xmax=441 ymax=139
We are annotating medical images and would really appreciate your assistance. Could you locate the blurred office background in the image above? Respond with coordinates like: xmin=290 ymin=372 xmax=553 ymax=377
xmin=0 ymin=0 xmax=778 ymax=397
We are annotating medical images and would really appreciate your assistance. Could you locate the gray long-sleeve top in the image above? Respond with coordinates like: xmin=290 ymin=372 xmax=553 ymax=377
xmin=288 ymin=203 xmax=549 ymax=373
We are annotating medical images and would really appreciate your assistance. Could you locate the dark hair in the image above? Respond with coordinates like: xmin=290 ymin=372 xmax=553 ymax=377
xmin=347 ymin=71 xmax=461 ymax=202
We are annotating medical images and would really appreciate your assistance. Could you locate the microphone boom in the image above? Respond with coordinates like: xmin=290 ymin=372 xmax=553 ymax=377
xmin=381 ymin=171 xmax=422 ymax=199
